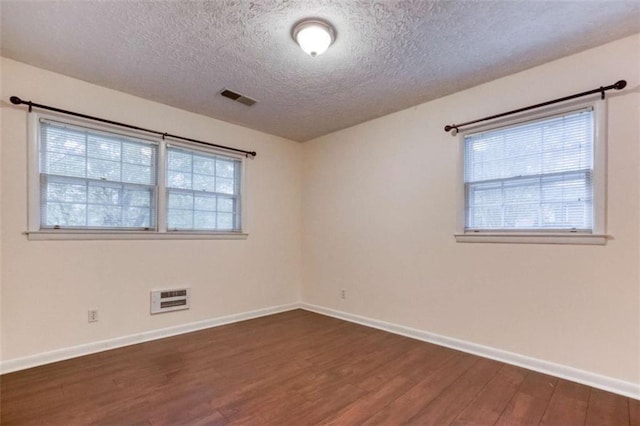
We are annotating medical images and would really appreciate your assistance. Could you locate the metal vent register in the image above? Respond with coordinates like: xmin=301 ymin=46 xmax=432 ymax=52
xmin=150 ymin=288 xmax=190 ymax=314
xmin=220 ymin=88 xmax=257 ymax=106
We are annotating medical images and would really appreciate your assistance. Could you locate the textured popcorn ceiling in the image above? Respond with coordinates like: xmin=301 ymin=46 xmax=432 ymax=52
xmin=1 ymin=1 xmax=639 ymax=142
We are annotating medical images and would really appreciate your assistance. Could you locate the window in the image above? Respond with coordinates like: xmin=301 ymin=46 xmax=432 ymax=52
xmin=39 ymin=120 xmax=157 ymax=230
xmin=166 ymin=146 xmax=241 ymax=231
xmin=457 ymin=101 xmax=606 ymax=244
xmin=29 ymin=115 xmax=246 ymax=239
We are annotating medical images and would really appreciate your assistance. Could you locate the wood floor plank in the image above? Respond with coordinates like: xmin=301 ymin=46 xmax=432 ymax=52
xmin=356 ymin=343 xmax=445 ymax=391
xmin=451 ymin=364 xmax=528 ymax=426
xmin=218 ymin=388 xmax=308 ymax=424
xmin=361 ymin=352 xmax=478 ymax=425
xmin=630 ymin=398 xmax=640 ymax=426
xmin=493 ymin=371 xmax=558 ymax=426
xmin=0 ymin=309 xmax=633 ymax=425
xmin=323 ymin=375 xmax=416 ymax=425
xmin=287 ymin=382 xmax=370 ymax=426
xmin=539 ymin=379 xmax=590 ymax=426
xmin=585 ymin=388 xmax=630 ymax=426
xmin=408 ymin=357 xmax=503 ymax=425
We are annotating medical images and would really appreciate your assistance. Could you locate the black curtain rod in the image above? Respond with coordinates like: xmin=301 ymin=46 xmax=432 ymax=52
xmin=444 ymin=79 xmax=627 ymax=134
xmin=9 ymin=96 xmax=257 ymax=157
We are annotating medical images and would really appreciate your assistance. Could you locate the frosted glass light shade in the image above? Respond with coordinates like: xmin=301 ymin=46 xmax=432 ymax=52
xmin=292 ymin=20 xmax=336 ymax=57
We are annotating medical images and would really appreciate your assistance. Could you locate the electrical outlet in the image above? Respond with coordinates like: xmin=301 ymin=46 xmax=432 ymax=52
xmin=341 ymin=289 xmax=347 ymax=300
xmin=88 ymin=309 xmax=98 ymax=323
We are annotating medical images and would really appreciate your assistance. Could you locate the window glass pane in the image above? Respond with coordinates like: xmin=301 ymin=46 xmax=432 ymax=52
xmin=194 ymin=194 xmax=216 ymax=211
xmin=42 ymin=179 xmax=156 ymax=229
xmin=193 ymin=173 xmax=216 ymax=192
xmin=217 ymin=197 xmax=234 ymax=212
xmin=87 ymin=205 xmax=122 ymax=227
xmin=88 ymin=135 xmax=121 ymax=161
xmin=123 ymin=206 xmax=152 ymax=228
xmin=215 ymin=177 xmax=234 ymax=194
xmin=40 ymin=120 xmax=157 ymax=230
xmin=87 ymin=158 xmax=121 ymax=181
xmin=123 ymin=143 xmax=154 ymax=166
xmin=122 ymin=163 xmax=153 ymax=185
xmin=464 ymin=109 xmax=594 ymax=231
xmin=193 ymin=155 xmax=216 ymax=175
xmin=45 ymin=180 xmax=87 ymax=203
xmin=217 ymin=213 xmax=234 ymax=230
xmin=167 ymin=147 xmax=240 ymax=195
xmin=167 ymin=208 xmax=193 ymax=229
xmin=42 ymin=125 xmax=86 ymax=156
xmin=126 ymin=189 xmax=152 ymax=207
xmin=194 ymin=211 xmax=217 ymax=229
xmin=43 ymin=202 xmax=87 ymax=227
xmin=168 ymin=150 xmax=192 ymax=172
xmin=45 ymin=152 xmax=86 ymax=178
xmin=216 ymin=159 xmax=235 ymax=178
xmin=88 ymin=185 xmax=120 ymax=205
xmin=168 ymin=192 xmax=194 ymax=209
xmin=167 ymin=170 xmax=192 ymax=189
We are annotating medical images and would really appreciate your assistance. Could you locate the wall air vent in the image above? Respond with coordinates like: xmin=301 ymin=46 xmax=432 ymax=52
xmin=220 ymin=88 xmax=257 ymax=106
xmin=150 ymin=288 xmax=190 ymax=314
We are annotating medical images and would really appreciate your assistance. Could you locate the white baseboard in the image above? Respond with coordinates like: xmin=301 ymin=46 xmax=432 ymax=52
xmin=300 ymin=303 xmax=640 ymax=400
xmin=0 ymin=303 xmax=299 ymax=375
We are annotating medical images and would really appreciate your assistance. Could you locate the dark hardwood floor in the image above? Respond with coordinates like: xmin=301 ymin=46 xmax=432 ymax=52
xmin=1 ymin=309 xmax=636 ymax=425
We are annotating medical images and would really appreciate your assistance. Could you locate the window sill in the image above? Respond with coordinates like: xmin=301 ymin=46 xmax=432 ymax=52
xmin=25 ymin=230 xmax=248 ymax=241
xmin=454 ymin=233 xmax=608 ymax=245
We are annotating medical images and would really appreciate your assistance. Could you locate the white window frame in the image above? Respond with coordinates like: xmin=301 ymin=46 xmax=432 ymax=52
xmin=27 ymin=112 xmax=248 ymax=240
xmin=455 ymin=98 xmax=607 ymax=245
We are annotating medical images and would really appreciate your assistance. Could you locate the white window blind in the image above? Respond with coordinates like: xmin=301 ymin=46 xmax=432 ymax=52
xmin=166 ymin=145 xmax=241 ymax=231
xmin=464 ymin=108 xmax=594 ymax=231
xmin=40 ymin=119 xmax=157 ymax=229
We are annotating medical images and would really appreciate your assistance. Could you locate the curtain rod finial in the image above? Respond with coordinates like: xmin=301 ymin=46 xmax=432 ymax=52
xmin=444 ymin=125 xmax=458 ymax=134
xmin=10 ymin=96 xmax=22 ymax=105
xmin=614 ymin=80 xmax=627 ymax=90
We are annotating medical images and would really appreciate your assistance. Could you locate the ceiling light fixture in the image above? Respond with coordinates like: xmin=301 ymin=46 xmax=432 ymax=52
xmin=292 ymin=19 xmax=336 ymax=57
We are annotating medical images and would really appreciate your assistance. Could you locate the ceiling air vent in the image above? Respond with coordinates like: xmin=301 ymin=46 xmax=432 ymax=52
xmin=220 ymin=88 xmax=257 ymax=106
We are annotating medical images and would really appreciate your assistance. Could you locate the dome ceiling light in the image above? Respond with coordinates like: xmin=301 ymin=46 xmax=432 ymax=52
xmin=291 ymin=19 xmax=336 ymax=57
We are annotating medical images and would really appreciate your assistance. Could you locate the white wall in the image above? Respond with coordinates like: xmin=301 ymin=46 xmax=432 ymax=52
xmin=0 ymin=58 xmax=302 ymax=361
xmin=2 ymin=35 xmax=639 ymax=390
xmin=302 ymin=35 xmax=640 ymax=385
xmin=0 ymin=67 xmax=3 ymax=364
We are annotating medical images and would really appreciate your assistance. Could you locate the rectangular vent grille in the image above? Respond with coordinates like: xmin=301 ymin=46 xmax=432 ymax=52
xmin=151 ymin=288 xmax=190 ymax=314
xmin=160 ymin=299 xmax=187 ymax=309
xmin=161 ymin=290 xmax=187 ymax=298
xmin=220 ymin=88 xmax=257 ymax=106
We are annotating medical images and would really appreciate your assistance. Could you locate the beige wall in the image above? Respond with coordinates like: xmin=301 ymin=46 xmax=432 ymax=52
xmin=0 ymin=65 xmax=3 ymax=362
xmin=302 ymin=35 xmax=640 ymax=384
xmin=0 ymin=58 xmax=302 ymax=361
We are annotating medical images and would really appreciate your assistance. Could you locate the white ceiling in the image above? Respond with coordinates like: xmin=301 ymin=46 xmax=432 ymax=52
xmin=2 ymin=1 xmax=639 ymax=142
